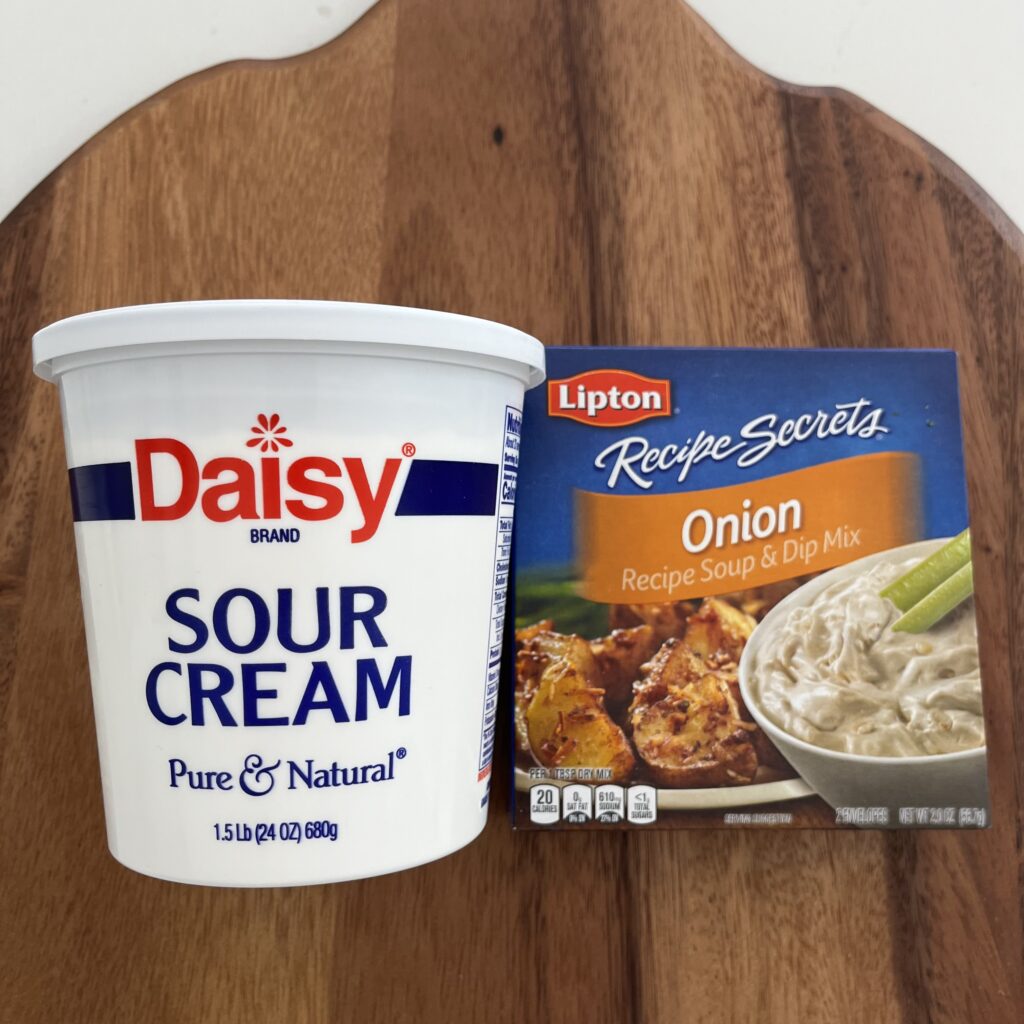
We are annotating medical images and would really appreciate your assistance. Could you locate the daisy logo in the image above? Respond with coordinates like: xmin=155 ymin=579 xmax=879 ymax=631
xmin=130 ymin=410 xmax=406 ymax=540
xmin=246 ymin=413 xmax=293 ymax=453
xmin=69 ymin=412 xmax=501 ymax=542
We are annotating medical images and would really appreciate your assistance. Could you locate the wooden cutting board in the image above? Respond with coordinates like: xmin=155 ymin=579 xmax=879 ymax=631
xmin=1 ymin=1 xmax=1021 ymax=1021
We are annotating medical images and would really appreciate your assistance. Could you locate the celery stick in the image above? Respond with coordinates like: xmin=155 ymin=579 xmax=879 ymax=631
xmin=892 ymin=561 xmax=974 ymax=633
xmin=880 ymin=529 xmax=972 ymax=612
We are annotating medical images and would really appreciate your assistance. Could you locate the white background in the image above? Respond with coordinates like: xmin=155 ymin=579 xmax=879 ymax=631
xmin=1 ymin=0 xmax=1021 ymax=229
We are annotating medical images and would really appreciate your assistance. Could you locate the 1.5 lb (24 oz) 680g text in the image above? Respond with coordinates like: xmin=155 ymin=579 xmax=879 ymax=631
xmin=212 ymin=819 xmax=339 ymax=844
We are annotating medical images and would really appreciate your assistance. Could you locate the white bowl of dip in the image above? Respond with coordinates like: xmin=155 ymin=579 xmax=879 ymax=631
xmin=739 ymin=539 xmax=989 ymax=825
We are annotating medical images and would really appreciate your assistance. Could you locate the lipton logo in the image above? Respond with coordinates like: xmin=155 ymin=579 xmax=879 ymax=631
xmin=548 ymin=370 xmax=672 ymax=427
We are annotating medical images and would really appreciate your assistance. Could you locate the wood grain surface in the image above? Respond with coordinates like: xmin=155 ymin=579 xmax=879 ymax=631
xmin=1 ymin=1 xmax=1021 ymax=1021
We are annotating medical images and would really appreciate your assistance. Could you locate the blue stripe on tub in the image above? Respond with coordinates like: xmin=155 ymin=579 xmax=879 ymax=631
xmin=69 ymin=462 xmax=136 ymax=522
xmin=396 ymin=460 xmax=498 ymax=517
xmin=67 ymin=457 xmax=498 ymax=522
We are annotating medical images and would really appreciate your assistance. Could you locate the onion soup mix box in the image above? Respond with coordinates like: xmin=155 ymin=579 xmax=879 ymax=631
xmin=510 ymin=347 xmax=990 ymax=830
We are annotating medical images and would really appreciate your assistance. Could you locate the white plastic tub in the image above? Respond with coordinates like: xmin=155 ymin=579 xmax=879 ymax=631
xmin=33 ymin=300 xmax=545 ymax=886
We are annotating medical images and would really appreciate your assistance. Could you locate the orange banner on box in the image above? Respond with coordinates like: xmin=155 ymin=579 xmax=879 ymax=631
xmin=576 ymin=452 xmax=922 ymax=603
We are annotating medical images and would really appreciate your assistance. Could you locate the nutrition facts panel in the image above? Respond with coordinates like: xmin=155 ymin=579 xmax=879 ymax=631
xmin=477 ymin=405 xmax=521 ymax=783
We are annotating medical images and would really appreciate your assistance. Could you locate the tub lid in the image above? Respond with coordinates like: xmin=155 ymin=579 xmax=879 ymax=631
xmin=32 ymin=300 xmax=546 ymax=386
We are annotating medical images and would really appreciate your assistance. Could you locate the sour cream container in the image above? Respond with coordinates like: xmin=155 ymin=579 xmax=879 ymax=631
xmin=33 ymin=300 xmax=545 ymax=886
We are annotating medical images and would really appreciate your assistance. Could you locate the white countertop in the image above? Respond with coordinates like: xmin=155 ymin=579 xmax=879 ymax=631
xmin=688 ymin=0 xmax=1023 ymax=233
xmin=0 ymin=0 xmax=376 ymax=221
xmin=1 ymin=0 xmax=1021 ymax=231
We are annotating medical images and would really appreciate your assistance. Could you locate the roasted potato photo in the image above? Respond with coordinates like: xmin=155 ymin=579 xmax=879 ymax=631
xmin=517 ymin=631 xmax=635 ymax=782
xmin=514 ymin=581 xmax=805 ymax=790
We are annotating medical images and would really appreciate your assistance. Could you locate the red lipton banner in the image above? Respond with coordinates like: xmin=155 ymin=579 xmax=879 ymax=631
xmin=548 ymin=369 xmax=672 ymax=427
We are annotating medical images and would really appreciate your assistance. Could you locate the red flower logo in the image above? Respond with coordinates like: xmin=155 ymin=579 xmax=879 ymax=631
xmin=246 ymin=413 xmax=293 ymax=452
